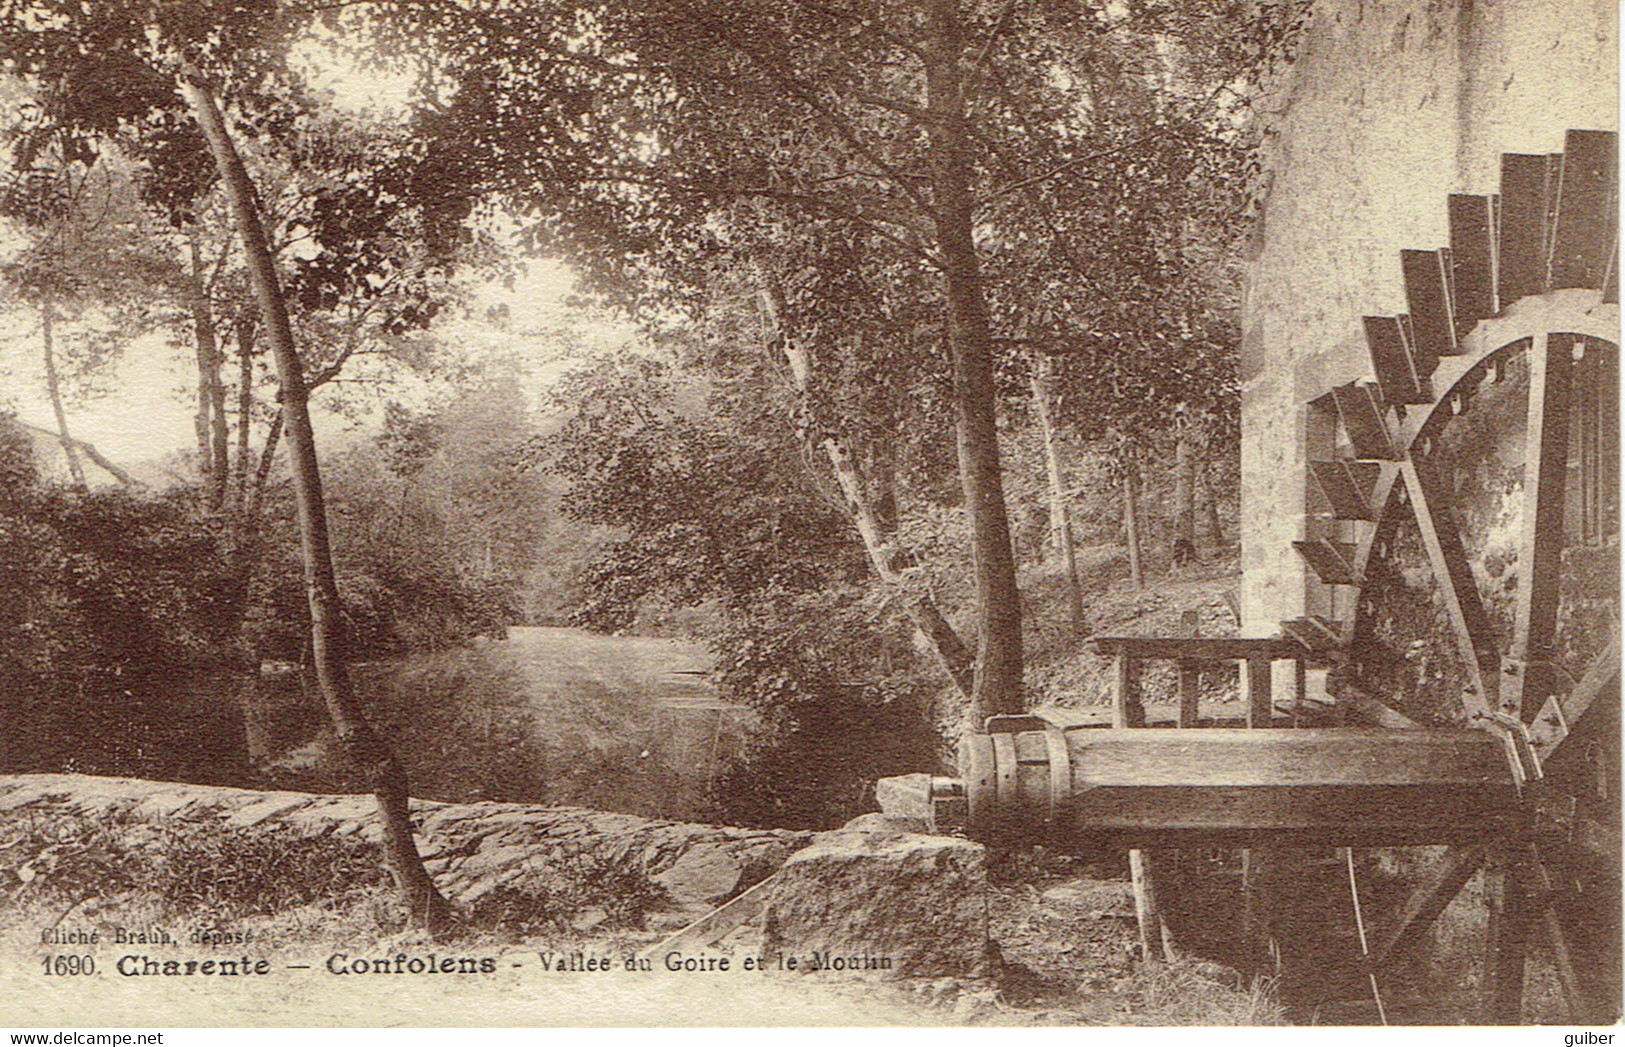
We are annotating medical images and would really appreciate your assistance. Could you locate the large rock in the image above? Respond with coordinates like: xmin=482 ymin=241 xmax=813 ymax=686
xmin=760 ymin=821 xmax=990 ymax=978
xmin=0 ymin=773 xmax=807 ymax=912
xmin=651 ymin=844 xmax=744 ymax=905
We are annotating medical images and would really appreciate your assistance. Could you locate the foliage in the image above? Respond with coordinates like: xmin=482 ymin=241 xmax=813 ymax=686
xmin=540 ymin=349 xmax=862 ymax=630
xmin=463 ymin=854 xmax=667 ymax=935
xmin=152 ymin=822 xmax=390 ymax=918
xmin=0 ymin=808 xmax=389 ymax=919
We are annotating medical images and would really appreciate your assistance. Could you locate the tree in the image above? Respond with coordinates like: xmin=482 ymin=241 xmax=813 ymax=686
xmin=0 ymin=2 xmax=454 ymax=928
xmin=0 ymin=140 xmax=176 ymax=485
xmin=361 ymin=0 xmax=1292 ymax=721
xmin=181 ymin=69 xmax=451 ymax=928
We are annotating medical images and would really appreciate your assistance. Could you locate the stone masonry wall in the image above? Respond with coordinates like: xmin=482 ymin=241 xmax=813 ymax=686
xmin=1239 ymin=0 xmax=1617 ymax=639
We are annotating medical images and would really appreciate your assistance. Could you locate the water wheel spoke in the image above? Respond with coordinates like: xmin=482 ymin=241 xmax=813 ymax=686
xmin=1505 ymin=332 xmax=1578 ymax=720
xmin=1368 ymin=842 xmax=1488 ymax=970
xmin=1530 ymin=624 xmax=1621 ymax=763
xmin=1400 ymin=456 xmax=1502 ymax=713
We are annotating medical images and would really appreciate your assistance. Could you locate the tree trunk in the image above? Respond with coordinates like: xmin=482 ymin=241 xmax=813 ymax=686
xmin=249 ymin=411 xmax=283 ymax=522
xmin=182 ymin=73 xmax=450 ymax=931
xmin=756 ymin=279 xmax=975 ymax=698
xmin=1199 ymin=457 xmax=1226 ymax=549
xmin=923 ymin=0 xmax=1023 ymax=721
xmin=187 ymin=237 xmax=230 ymax=510
xmin=1172 ymin=429 xmax=1197 ymax=567
xmin=231 ymin=317 xmax=256 ymax=515
xmin=1029 ymin=352 xmax=1086 ymax=640
xmin=74 ymin=438 xmax=137 ymax=487
xmin=1122 ymin=445 xmax=1144 ymax=589
xmin=40 ymin=300 xmax=85 ymax=486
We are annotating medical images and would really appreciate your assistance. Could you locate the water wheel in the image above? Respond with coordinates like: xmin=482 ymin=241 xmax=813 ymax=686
xmin=1284 ymin=129 xmax=1620 ymax=1023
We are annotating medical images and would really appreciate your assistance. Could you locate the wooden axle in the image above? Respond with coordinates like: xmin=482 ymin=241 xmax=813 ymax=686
xmin=949 ymin=727 xmax=1520 ymax=848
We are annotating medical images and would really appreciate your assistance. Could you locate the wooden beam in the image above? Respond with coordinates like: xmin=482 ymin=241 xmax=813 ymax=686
xmin=1112 ymin=654 xmax=1144 ymax=728
xmin=1129 ymin=849 xmax=1175 ymax=964
xmin=1332 ymin=382 xmax=1396 ymax=460
xmin=1246 ymin=657 xmax=1272 ymax=728
xmin=1364 ymin=315 xmax=1431 ymax=405
xmin=1403 ymin=248 xmax=1458 ymax=363
xmin=1063 ymin=728 xmax=1513 ymax=788
xmin=1549 ymin=129 xmax=1617 ymax=290
xmin=1369 ymin=843 xmax=1488 ymax=969
xmin=1177 ymin=610 xmax=1201 ymax=728
xmin=1500 ymin=153 xmax=1560 ymax=303
xmin=1504 ymin=332 xmax=1576 ymax=719
xmin=1178 ymin=662 xmax=1201 ymax=728
xmin=1484 ymin=843 xmax=1534 ymax=1024
xmin=1527 ymin=843 xmax=1589 ymax=1023
xmin=1091 ymin=636 xmax=1303 ymax=661
xmin=1449 ymin=193 xmax=1499 ymax=333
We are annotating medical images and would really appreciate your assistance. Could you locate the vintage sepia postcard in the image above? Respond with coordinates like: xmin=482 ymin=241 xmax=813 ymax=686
xmin=0 ymin=0 xmax=1618 ymax=1031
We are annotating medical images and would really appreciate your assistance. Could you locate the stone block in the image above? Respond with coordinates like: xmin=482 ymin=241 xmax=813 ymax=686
xmin=650 ymin=844 xmax=743 ymax=905
xmin=761 ymin=828 xmax=989 ymax=978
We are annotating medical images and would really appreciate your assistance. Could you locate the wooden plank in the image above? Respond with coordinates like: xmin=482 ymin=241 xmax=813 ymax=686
xmin=1064 ymin=785 xmax=1517 ymax=847
xmin=1128 ymin=849 xmax=1176 ymax=963
xmin=1449 ymin=193 xmax=1499 ymax=332
xmin=639 ymin=874 xmax=780 ymax=962
xmin=1364 ymin=315 xmax=1431 ymax=405
xmin=1029 ymin=702 xmax=1289 ymax=729
xmin=1549 ymin=129 xmax=1617 ymax=290
xmin=1293 ymin=538 xmax=1361 ymax=585
xmin=1281 ymin=616 xmax=1345 ymax=652
xmin=1112 ymin=654 xmax=1144 ymax=728
xmin=1402 ymin=248 xmax=1457 ymax=363
xmin=1369 ymin=843 xmax=1487 ymax=969
xmin=1091 ymin=636 xmax=1302 ymax=660
xmin=1331 ymin=382 xmax=1395 ymax=460
xmin=1500 ymin=153 xmax=1558 ymax=303
xmin=1484 ymin=844 xmax=1533 ymax=1024
xmin=1310 ymin=460 xmax=1377 ymax=520
xmin=1246 ymin=657 xmax=1272 ymax=728
xmin=1504 ymin=332 xmax=1575 ymax=719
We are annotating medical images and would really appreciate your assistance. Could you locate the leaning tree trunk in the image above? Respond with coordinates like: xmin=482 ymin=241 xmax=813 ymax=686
xmin=756 ymin=279 xmax=975 ymax=698
xmin=923 ymin=0 xmax=1023 ymax=721
xmin=181 ymin=73 xmax=451 ymax=930
xmin=1030 ymin=352 xmax=1086 ymax=640
xmin=40 ymin=300 xmax=86 ymax=487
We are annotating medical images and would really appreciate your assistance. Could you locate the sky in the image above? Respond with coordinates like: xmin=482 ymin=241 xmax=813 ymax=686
xmin=0 ymin=29 xmax=643 ymax=481
xmin=0 ymin=259 xmax=637 ymax=477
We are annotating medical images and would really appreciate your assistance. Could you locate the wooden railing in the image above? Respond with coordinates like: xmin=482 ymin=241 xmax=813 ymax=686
xmin=1089 ymin=635 xmax=1307 ymax=729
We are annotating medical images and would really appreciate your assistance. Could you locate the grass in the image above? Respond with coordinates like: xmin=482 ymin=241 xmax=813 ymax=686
xmin=1124 ymin=959 xmax=1285 ymax=1025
